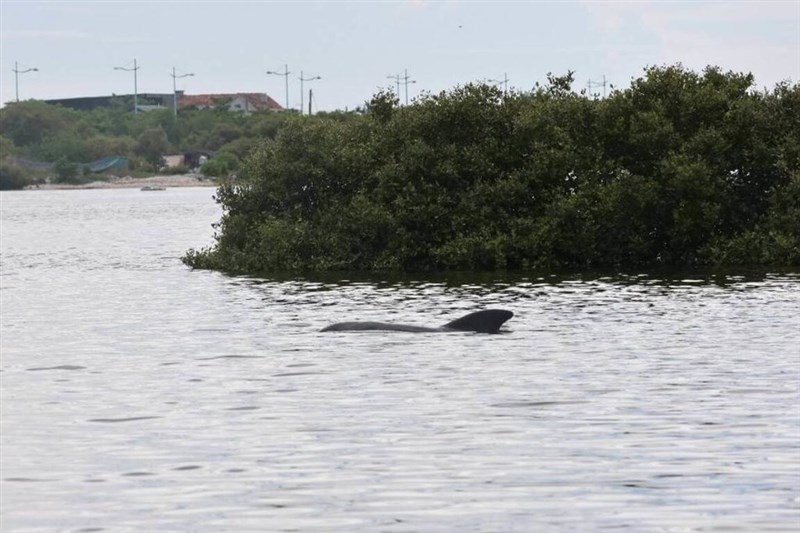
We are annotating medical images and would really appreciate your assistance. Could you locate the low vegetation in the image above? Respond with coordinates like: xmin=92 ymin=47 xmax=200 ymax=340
xmin=2 ymin=65 xmax=796 ymax=269
xmin=183 ymin=65 xmax=799 ymax=272
xmin=0 ymin=98 xmax=312 ymax=189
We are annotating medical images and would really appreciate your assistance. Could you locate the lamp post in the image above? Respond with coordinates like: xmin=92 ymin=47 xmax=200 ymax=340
xmin=299 ymin=71 xmax=321 ymax=115
xmin=170 ymin=66 xmax=194 ymax=117
xmin=488 ymin=72 xmax=509 ymax=95
xmin=387 ymin=69 xmax=416 ymax=105
xmin=387 ymin=73 xmax=401 ymax=99
xmin=402 ymin=68 xmax=416 ymax=105
xmin=266 ymin=64 xmax=290 ymax=111
xmin=12 ymin=61 xmax=38 ymax=102
xmin=114 ymin=58 xmax=140 ymax=114
xmin=587 ymin=75 xmax=607 ymax=98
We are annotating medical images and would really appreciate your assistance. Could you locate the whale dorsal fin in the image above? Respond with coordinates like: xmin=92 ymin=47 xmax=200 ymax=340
xmin=442 ymin=309 xmax=513 ymax=333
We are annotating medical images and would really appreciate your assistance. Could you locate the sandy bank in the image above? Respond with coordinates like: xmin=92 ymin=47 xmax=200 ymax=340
xmin=27 ymin=174 xmax=217 ymax=190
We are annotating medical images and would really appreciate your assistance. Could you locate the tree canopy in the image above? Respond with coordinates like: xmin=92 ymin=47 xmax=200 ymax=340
xmin=0 ymin=99 xmax=300 ymax=187
xmin=184 ymin=65 xmax=799 ymax=272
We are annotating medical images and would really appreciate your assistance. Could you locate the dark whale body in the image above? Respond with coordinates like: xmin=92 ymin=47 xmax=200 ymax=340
xmin=321 ymin=309 xmax=513 ymax=334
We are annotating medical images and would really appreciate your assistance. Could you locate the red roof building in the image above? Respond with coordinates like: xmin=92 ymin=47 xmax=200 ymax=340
xmin=177 ymin=92 xmax=283 ymax=113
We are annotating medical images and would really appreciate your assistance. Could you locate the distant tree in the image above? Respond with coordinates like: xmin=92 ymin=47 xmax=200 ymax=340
xmin=135 ymin=126 xmax=170 ymax=171
xmin=207 ymin=123 xmax=244 ymax=150
xmin=33 ymin=131 xmax=89 ymax=162
xmin=217 ymin=137 xmax=259 ymax=161
xmin=0 ymin=161 xmax=30 ymax=190
xmin=0 ymin=135 xmax=16 ymax=159
xmin=0 ymin=99 xmax=299 ymax=174
xmin=83 ymin=135 xmax=136 ymax=161
xmin=53 ymin=157 xmax=79 ymax=184
xmin=0 ymin=101 xmax=76 ymax=147
xmin=200 ymin=152 xmax=239 ymax=178
xmin=366 ymin=90 xmax=398 ymax=123
xmin=247 ymin=111 xmax=291 ymax=139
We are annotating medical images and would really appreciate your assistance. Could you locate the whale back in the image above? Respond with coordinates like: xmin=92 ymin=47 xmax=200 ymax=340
xmin=441 ymin=309 xmax=513 ymax=334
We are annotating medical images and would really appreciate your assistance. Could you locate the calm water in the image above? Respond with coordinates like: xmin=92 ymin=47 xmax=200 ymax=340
xmin=1 ymin=187 xmax=798 ymax=532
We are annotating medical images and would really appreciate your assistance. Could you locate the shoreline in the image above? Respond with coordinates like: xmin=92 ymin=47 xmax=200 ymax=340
xmin=25 ymin=174 xmax=217 ymax=190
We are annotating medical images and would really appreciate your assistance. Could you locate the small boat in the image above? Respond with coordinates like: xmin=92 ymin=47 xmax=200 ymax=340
xmin=140 ymin=186 xmax=166 ymax=191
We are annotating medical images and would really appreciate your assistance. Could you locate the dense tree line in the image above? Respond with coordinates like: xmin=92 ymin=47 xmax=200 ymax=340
xmin=0 ymin=99 xmax=344 ymax=188
xmin=184 ymin=65 xmax=799 ymax=271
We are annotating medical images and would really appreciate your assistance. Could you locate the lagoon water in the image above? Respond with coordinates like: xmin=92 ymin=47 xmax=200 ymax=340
xmin=1 ymin=187 xmax=798 ymax=532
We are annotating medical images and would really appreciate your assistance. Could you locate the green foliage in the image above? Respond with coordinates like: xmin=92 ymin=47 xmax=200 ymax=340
xmin=183 ymin=65 xmax=800 ymax=273
xmin=366 ymin=90 xmax=398 ymax=123
xmin=32 ymin=131 xmax=90 ymax=162
xmin=0 ymin=101 xmax=76 ymax=146
xmin=705 ymin=172 xmax=800 ymax=265
xmin=0 ymin=135 xmax=17 ymax=158
xmin=135 ymin=127 xmax=171 ymax=171
xmin=163 ymin=164 xmax=191 ymax=175
xmin=83 ymin=135 xmax=137 ymax=162
xmin=0 ymin=162 xmax=31 ymax=190
xmin=217 ymin=137 xmax=259 ymax=161
xmin=200 ymin=152 xmax=239 ymax=178
xmin=0 ymin=99 xmax=300 ymax=177
xmin=53 ymin=157 xmax=79 ymax=184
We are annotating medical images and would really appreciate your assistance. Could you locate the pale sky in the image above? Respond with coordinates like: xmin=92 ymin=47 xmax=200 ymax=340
xmin=1 ymin=0 xmax=798 ymax=112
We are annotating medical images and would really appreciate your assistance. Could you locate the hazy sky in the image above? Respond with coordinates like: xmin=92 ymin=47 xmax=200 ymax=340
xmin=1 ymin=1 xmax=798 ymax=111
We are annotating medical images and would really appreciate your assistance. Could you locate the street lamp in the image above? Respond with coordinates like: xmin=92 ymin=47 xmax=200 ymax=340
xmin=170 ymin=66 xmax=194 ymax=117
xmin=587 ymin=75 xmax=608 ymax=99
xmin=114 ymin=58 xmax=140 ymax=114
xmin=266 ymin=64 xmax=290 ymax=111
xmin=488 ymin=72 xmax=509 ymax=95
xmin=387 ymin=69 xmax=416 ymax=105
xmin=299 ymin=71 xmax=321 ymax=115
xmin=387 ymin=73 xmax=401 ymax=98
xmin=402 ymin=69 xmax=416 ymax=105
xmin=12 ymin=61 xmax=38 ymax=102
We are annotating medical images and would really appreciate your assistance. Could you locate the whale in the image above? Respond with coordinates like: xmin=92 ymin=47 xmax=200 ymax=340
xmin=320 ymin=309 xmax=513 ymax=334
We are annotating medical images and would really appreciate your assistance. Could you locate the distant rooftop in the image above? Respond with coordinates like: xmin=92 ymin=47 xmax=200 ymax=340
xmin=179 ymin=92 xmax=283 ymax=112
xmin=44 ymin=92 xmax=283 ymax=113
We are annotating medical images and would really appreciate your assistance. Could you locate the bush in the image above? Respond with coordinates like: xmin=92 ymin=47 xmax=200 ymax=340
xmin=0 ymin=99 xmax=308 ymax=181
xmin=0 ymin=135 xmax=17 ymax=158
xmin=53 ymin=157 xmax=79 ymax=184
xmin=0 ymin=162 xmax=31 ymax=190
xmin=183 ymin=66 xmax=799 ymax=273
xmin=200 ymin=152 xmax=239 ymax=178
xmin=163 ymin=164 xmax=192 ymax=175
xmin=135 ymin=127 xmax=170 ymax=171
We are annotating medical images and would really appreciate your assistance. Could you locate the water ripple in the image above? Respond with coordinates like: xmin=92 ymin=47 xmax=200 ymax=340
xmin=1 ymin=188 xmax=798 ymax=532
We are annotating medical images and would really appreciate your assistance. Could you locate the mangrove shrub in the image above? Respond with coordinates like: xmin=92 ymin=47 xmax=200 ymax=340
xmin=184 ymin=65 xmax=799 ymax=273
